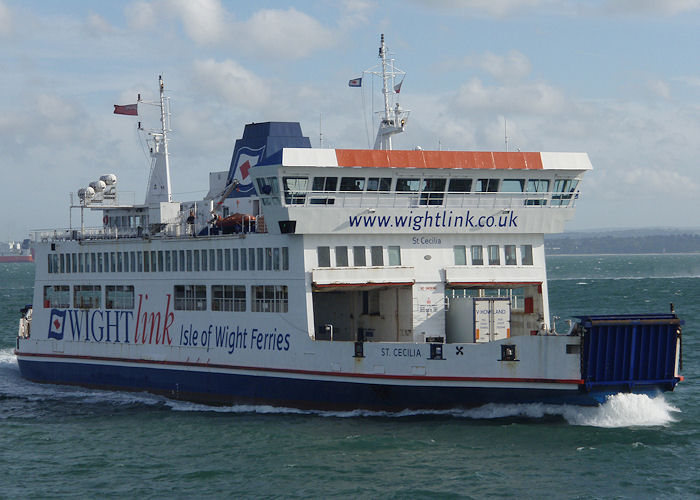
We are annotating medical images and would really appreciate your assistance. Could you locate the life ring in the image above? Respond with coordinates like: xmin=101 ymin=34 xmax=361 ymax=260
xmin=103 ymin=215 xmax=109 ymax=225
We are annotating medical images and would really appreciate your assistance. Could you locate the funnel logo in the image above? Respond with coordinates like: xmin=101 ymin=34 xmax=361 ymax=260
xmin=48 ymin=309 xmax=66 ymax=340
xmin=227 ymin=146 xmax=265 ymax=198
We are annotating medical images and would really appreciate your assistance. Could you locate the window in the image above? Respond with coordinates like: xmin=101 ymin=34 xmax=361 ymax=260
xmin=209 ymin=249 xmax=216 ymax=271
xmin=212 ymin=285 xmax=246 ymax=312
xmin=312 ymin=176 xmax=338 ymax=192
xmin=420 ymin=178 xmax=446 ymax=205
xmin=186 ymin=250 xmax=193 ymax=272
xmin=224 ymin=249 xmax=231 ymax=271
xmin=521 ymin=244 xmax=534 ymax=265
xmin=454 ymin=245 xmax=466 ymax=265
xmin=240 ymin=248 xmax=247 ymax=270
xmin=282 ymin=247 xmax=289 ymax=270
xmin=471 ymin=245 xmax=484 ymax=265
xmin=252 ymin=285 xmax=288 ymax=313
xmin=448 ymin=178 xmax=472 ymax=193
xmin=165 ymin=251 xmax=171 ymax=271
xmin=232 ymin=248 xmax=239 ymax=270
xmin=367 ymin=177 xmax=392 ymax=191
xmin=339 ymin=177 xmax=365 ymax=191
xmin=501 ymin=179 xmax=525 ymax=192
xmin=488 ymin=245 xmax=500 ymax=265
xmin=158 ymin=251 xmax=164 ymax=272
xmin=117 ymin=252 xmax=123 ymax=273
xmin=91 ymin=253 xmax=97 ymax=273
xmin=257 ymin=248 xmax=264 ymax=271
xmin=273 ymin=248 xmax=280 ymax=270
xmin=505 ymin=245 xmax=517 ymax=265
xmin=74 ymin=285 xmax=101 ymax=309
xmin=174 ymin=285 xmax=207 ymax=311
xmin=194 ymin=250 xmax=201 ymax=272
xmin=396 ymin=178 xmax=420 ymax=192
xmin=144 ymin=251 xmax=150 ymax=272
xmin=78 ymin=253 xmax=85 ymax=273
xmin=44 ymin=285 xmax=70 ymax=308
xmin=388 ymin=246 xmax=401 ymax=266
xmin=335 ymin=246 xmax=348 ymax=267
xmin=371 ymin=246 xmax=384 ymax=266
xmin=353 ymin=246 xmax=366 ymax=266
xmin=97 ymin=252 xmax=103 ymax=273
xmin=201 ymin=249 xmax=208 ymax=271
xmin=136 ymin=252 xmax=142 ymax=272
xmin=217 ymin=249 xmax=223 ymax=271
xmin=106 ymin=285 xmax=134 ymax=309
xmin=318 ymin=246 xmax=331 ymax=267
xmin=552 ymin=179 xmax=579 ymax=206
xmin=71 ymin=253 xmax=77 ymax=273
xmin=248 ymin=248 xmax=255 ymax=271
xmin=526 ymin=179 xmax=550 ymax=205
xmin=476 ymin=179 xmax=499 ymax=192
xmin=110 ymin=252 xmax=116 ymax=272
xmin=265 ymin=248 xmax=273 ymax=270
xmin=282 ymin=176 xmax=309 ymax=204
xmin=179 ymin=250 xmax=185 ymax=272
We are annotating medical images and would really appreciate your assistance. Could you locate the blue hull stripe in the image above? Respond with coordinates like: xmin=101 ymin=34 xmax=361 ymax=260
xmin=16 ymin=357 xmax=619 ymax=410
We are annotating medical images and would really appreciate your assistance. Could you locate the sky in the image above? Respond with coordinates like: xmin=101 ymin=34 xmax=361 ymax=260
xmin=1 ymin=0 xmax=700 ymax=240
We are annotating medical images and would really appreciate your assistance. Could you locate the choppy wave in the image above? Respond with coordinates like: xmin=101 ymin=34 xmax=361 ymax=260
xmin=2 ymin=348 xmax=679 ymax=426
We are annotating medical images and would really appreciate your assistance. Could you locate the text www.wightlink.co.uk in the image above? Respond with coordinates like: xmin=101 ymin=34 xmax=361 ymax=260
xmin=348 ymin=210 xmax=518 ymax=231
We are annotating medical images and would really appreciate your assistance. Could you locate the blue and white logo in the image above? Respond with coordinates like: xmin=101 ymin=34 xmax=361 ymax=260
xmin=227 ymin=146 xmax=265 ymax=198
xmin=48 ymin=309 xmax=66 ymax=340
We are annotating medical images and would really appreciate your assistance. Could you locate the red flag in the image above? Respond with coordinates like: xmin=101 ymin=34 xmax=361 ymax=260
xmin=394 ymin=79 xmax=403 ymax=93
xmin=114 ymin=104 xmax=138 ymax=116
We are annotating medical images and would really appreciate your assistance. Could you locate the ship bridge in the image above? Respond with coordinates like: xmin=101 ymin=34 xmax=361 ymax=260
xmin=249 ymin=148 xmax=592 ymax=236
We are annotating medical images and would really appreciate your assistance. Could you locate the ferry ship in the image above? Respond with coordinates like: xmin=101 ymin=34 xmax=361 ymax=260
xmin=15 ymin=37 xmax=683 ymax=410
xmin=1 ymin=240 xmax=34 ymax=263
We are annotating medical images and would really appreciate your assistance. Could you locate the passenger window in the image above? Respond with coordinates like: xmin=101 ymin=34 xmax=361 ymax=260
xmin=448 ymin=179 xmax=472 ymax=192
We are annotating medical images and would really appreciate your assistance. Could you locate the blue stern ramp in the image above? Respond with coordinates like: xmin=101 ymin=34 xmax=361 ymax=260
xmin=577 ymin=314 xmax=683 ymax=395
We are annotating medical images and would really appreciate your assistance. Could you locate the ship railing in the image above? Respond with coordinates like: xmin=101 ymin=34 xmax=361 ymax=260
xmin=289 ymin=190 xmax=579 ymax=209
xmin=31 ymin=216 xmax=267 ymax=243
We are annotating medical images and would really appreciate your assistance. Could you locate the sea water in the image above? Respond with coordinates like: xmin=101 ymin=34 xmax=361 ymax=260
xmin=0 ymin=255 xmax=698 ymax=498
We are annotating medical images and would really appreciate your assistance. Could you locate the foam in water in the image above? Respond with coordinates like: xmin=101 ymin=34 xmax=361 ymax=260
xmin=2 ymin=348 xmax=680 ymax=426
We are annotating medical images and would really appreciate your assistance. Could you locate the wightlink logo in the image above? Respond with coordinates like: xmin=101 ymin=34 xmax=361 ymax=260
xmin=348 ymin=210 xmax=518 ymax=232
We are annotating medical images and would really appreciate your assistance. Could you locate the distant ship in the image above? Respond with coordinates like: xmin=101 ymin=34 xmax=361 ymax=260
xmin=0 ymin=239 xmax=34 ymax=263
xmin=15 ymin=36 xmax=683 ymax=410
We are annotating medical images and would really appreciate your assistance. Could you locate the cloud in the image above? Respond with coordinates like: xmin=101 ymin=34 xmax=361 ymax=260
xmin=168 ymin=0 xmax=228 ymax=45
xmin=408 ymin=0 xmax=558 ymax=17
xmin=236 ymin=8 xmax=335 ymax=59
xmin=191 ymin=58 xmax=271 ymax=109
xmin=452 ymin=77 xmax=567 ymax=115
xmin=0 ymin=0 xmax=12 ymax=37
xmin=84 ymin=12 xmax=114 ymax=37
xmin=452 ymin=50 xmax=532 ymax=81
xmin=646 ymin=79 xmax=671 ymax=99
xmin=598 ymin=0 xmax=700 ymax=15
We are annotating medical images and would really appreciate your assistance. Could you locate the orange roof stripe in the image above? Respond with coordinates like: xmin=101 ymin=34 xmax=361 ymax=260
xmin=334 ymin=149 xmax=543 ymax=170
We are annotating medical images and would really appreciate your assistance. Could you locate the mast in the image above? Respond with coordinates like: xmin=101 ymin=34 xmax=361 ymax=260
xmin=369 ymin=34 xmax=409 ymax=150
xmin=144 ymin=75 xmax=173 ymax=204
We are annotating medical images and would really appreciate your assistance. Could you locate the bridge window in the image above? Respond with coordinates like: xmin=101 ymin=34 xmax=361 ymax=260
xmin=106 ymin=285 xmax=134 ymax=309
xmin=340 ymin=177 xmax=365 ymax=191
xmin=501 ymin=179 xmax=525 ymax=192
xmin=476 ymin=178 xmax=500 ymax=192
xmin=448 ymin=178 xmax=472 ymax=192
xmin=396 ymin=178 xmax=420 ymax=192
xmin=335 ymin=246 xmax=348 ymax=267
xmin=174 ymin=285 xmax=206 ymax=311
xmin=420 ymin=178 xmax=446 ymax=205
xmin=367 ymin=177 xmax=392 ymax=191
xmin=282 ymin=176 xmax=308 ymax=204
xmin=44 ymin=285 xmax=70 ymax=308
xmin=552 ymin=179 xmax=579 ymax=206
xmin=312 ymin=176 xmax=338 ymax=192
